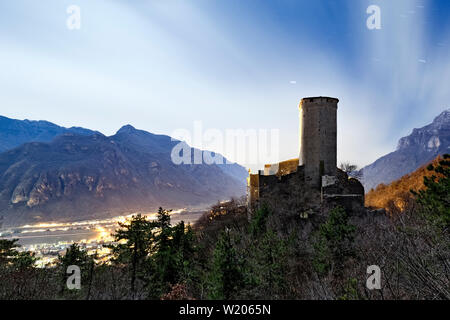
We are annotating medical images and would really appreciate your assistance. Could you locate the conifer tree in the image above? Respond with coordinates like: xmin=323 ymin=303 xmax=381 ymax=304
xmin=150 ymin=207 xmax=177 ymax=296
xmin=313 ymin=206 xmax=356 ymax=277
xmin=109 ymin=214 xmax=155 ymax=295
xmin=0 ymin=239 xmax=37 ymax=270
xmin=208 ymin=229 xmax=244 ymax=299
xmin=413 ymin=154 xmax=450 ymax=228
xmin=56 ymin=243 xmax=93 ymax=296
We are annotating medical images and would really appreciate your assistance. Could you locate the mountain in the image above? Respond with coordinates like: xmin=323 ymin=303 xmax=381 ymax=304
xmin=0 ymin=124 xmax=247 ymax=226
xmin=0 ymin=115 xmax=96 ymax=153
xmin=361 ymin=109 xmax=450 ymax=191
xmin=365 ymin=155 xmax=444 ymax=210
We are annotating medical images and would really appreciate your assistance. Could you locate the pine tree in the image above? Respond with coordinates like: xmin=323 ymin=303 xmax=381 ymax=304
xmin=249 ymin=204 xmax=271 ymax=237
xmin=252 ymin=229 xmax=288 ymax=298
xmin=208 ymin=229 xmax=244 ymax=299
xmin=57 ymin=243 xmax=93 ymax=296
xmin=0 ymin=238 xmax=37 ymax=270
xmin=109 ymin=214 xmax=155 ymax=295
xmin=171 ymin=221 xmax=196 ymax=283
xmin=0 ymin=239 xmax=20 ymax=266
xmin=313 ymin=206 xmax=356 ymax=277
xmin=413 ymin=154 xmax=450 ymax=228
xmin=150 ymin=207 xmax=178 ymax=297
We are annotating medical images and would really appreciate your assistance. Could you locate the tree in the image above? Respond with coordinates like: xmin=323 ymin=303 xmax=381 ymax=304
xmin=313 ymin=206 xmax=356 ymax=277
xmin=171 ymin=221 xmax=196 ymax=283
xmin=12 ymin=251 xmax=38 ymax=271
xmin=148 ymin=208 xmax=178 ymax=297
xmin=149 ymin=208 xmax=198 ymax=298
xmin=57 ymin=243 xmax=93 ymax=296
xmin=0 ymin=239 xmax=20 ymax=266
xmin=109 ymin=214 xmax=155 ymax=295
xmin=413 ymin=154 xmax=450 ymax=228
xmin=250 ymin=229 xmax=289 ymax=299
xmin=0 ymin=238 xmax=37 ymax=270
xmin=250 ymin=204 xmax=271 ymax=237
xmin=208 ymin=229 xmax=244 ymax=299
xmin=153 ymin=207 xmax=172 ymax=254
xmin=107 ymin=208 xmax=198 ymax=299
xmin=339 ymin=162 xmax=363 ymax=180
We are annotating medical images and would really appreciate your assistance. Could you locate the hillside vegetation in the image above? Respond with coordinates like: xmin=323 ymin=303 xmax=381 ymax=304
xmin=0 ymin=155 xmax=449 ymax=299
xmin=365 ymin=155 xmax=444 ymax=213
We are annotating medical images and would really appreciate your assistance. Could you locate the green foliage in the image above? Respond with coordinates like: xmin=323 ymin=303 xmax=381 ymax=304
xmin=56 ymin=243 xmax=94 ymax=296
xmin=57 ymin=243 xmax=92 ymax=269
xmin=106 ymin=208 xmax=197 ymax=299
xmin=250 ymin=204 xmax=271 ymax=237
xmin=208 ymin=229 xmax=244 ymax=299
xmin=0 ymin=238 xmax=38 ymax=270
xmin=0 ymin=239 xmax=20 ymax=266
xmin=413 ymin=154 xmax=450 ymax=228
xmin=171 ymin=222 xmax=196 ymax=282
xmin=249 ymin=205 xmax=289 ymax=296
xmin=312 ymin=235 xmax=331 ymax=275
xmin=149 ymin=208 xmax=177 ymax=297
xmin=337 ymin=278 xmax=359 ymax=300
xmin=205 ymin=204 xmax=291 ymax=299
xmin=13 ymin=251 xmax=38 ymax=270
xmin=2 ymin=173 xmax=449 ymax=301
xmin=153 ymin=208 xmax=173 ymax=261
xmin=107 ymin=213 xmax=156 ymax=294
xmin=109 ymin=213 xmax=155 ymax=264
xmin=313 ymin=206 xmax=356 ymax=277
xmin=248 ymin=229 xmax=289 ymax=298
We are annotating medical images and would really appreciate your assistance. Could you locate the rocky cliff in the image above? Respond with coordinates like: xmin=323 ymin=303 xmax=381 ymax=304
xmin=0 ymin=124 xmax=247 ymax=226
xmin=361 ymin=109 xmax=450 ymax=191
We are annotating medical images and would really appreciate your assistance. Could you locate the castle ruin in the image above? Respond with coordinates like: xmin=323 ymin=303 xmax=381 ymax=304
xmin=247 ymin=96 xmax=364 ymax=216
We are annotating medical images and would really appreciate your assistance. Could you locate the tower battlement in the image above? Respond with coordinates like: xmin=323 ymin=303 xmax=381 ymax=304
xmin=300 ymin=96 xmax=339 ymax=104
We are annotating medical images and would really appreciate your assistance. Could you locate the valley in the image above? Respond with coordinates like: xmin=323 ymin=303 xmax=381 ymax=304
xmin=0 ymin=208 xmax=205 ymax=267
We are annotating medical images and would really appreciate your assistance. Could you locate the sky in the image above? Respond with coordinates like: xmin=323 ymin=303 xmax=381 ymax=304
xmin=1 ymin=0 xmax=450 ymax=171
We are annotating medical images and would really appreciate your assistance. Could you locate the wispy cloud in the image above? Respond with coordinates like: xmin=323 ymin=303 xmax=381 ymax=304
xmin=0 ymin=0 xmax=449 ymax=171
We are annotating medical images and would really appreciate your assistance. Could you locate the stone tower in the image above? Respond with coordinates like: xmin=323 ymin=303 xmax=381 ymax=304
xmin=299 ymin=96 xmax=338 ymax=188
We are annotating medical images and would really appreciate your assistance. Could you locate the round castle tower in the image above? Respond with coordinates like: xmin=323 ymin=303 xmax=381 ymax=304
xmin=299 ymin=96 xmax=338 ymax=188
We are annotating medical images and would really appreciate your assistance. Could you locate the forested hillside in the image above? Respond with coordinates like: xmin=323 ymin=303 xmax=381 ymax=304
xmin=1 ymin=155 xmax=448 ymax=299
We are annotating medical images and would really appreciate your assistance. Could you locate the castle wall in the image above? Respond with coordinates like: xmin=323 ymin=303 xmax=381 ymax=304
xmin=264 ymin=164 xmax=278 ymax=175
xmin=263 ymin=158 xmax=299 ymax=177
xmin=321 ymin=169 xmax=365 ymax=213
xmin=276 ymin=158 xmax=299 ymax=176
xmin=254 ymin=167 xmax=365 ymax=216
xmin=258 ymin=166 xmax=310 ymax=215
xmin=247 ymin=96 xmax=365 ymax=217
xmin=247 ymin=173 xmax=260 ymax=206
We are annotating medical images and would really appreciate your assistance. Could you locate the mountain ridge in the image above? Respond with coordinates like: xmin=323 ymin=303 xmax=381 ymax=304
xmin=0 ymin=117 xmax=247 ymax=227
xmin=0 ymin=115 xmax=98 ymax=153
xmin=361 ymin=108 xmax=450 ymax=191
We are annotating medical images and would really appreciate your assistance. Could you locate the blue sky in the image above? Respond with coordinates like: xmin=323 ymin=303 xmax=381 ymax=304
xmin=1 ymin=0 xmax=449 ymax=171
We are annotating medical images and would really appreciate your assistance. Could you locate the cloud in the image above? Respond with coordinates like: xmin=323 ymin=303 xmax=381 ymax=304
xmin=1 ymin=0 xmax=449 ymax=172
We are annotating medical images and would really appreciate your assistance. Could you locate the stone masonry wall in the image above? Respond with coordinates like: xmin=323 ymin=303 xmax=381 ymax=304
xmin=299 ymin=97 xmax=338 ymax=188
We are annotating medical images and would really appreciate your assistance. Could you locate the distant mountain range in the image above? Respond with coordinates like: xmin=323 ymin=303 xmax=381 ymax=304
xmin=0 ymin=117 xmax=247 ymax=226
xmin=0 ymin=115 xmax=97 ymax=153
xmin=361 ymin=109 xmax=450 ymax=191
xmin=2 ymin=108 xmax=448 ymax=226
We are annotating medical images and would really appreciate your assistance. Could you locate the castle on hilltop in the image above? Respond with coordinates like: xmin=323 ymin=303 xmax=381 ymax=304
xmin=247 ymin=97 xmax=365 ymax=216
